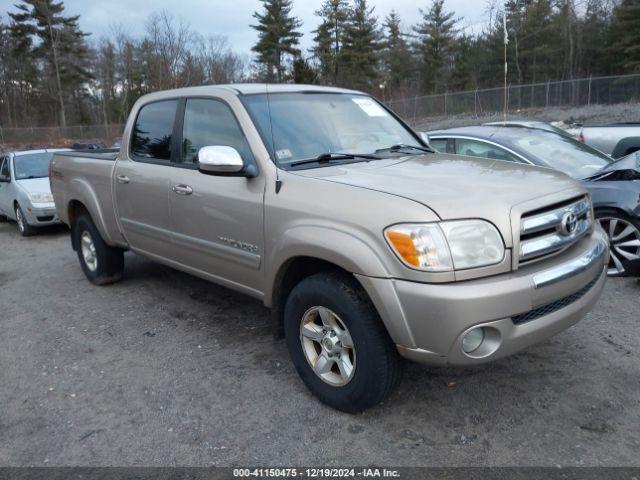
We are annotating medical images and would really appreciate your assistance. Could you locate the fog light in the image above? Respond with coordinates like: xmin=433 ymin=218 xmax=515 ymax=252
xmin=462 ymin=328 xmax=485 ymax=353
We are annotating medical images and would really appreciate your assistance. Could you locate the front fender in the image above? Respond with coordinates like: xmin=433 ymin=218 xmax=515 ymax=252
xmin=266 ymin=225 xmax=391 ymax=299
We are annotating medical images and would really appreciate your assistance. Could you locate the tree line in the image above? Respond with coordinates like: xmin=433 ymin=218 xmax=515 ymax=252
xmin=1 ymin=0 xmax=639 ymax=130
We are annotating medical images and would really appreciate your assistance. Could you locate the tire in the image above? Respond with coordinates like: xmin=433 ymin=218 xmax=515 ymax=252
xmin=284 ymin=271 xmax=403 ymax=412
xmin=15 ymin=203 xmax=35 ymax=237
xmin=595 ymin=209 xmax=640 ymax=277
xmin=73 ymin=214 xmax=124 ymax=285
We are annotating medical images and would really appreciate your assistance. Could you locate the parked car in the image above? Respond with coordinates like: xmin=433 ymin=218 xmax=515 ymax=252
xmin=0 ymin=149 xmax=68 ymax=236
xmin=427 ymin=125 xmax=640 ymax=276
xmin=50 ymin=85 xmax=608 ymax=412
xmin=579 ymin=123 xmax=640 ymax=158
xmin=483 ymin=120 xmax=575 ymax=139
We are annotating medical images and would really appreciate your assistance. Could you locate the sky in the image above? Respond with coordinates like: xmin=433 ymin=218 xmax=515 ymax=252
xmin=1 ymin=0 xmax=491 ymax=57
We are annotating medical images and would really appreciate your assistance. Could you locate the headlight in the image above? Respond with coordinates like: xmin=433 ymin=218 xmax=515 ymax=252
xmin=385 ymin=220 xmax=504 ymax=272
xmin=29 ymin=192 xmax=54 ymax=204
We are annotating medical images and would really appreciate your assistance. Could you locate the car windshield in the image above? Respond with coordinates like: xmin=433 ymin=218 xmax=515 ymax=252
xmin=242 ymin=92 xmax=423 ymax=167
xmin=13 ymin=152 xmax=54 ymax=180
xmin=500 ymin=130 xmax=611 ymax=179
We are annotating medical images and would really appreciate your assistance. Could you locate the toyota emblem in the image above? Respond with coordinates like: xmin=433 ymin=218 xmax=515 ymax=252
xmin=559 ymin=212 xmax=578 ymax=236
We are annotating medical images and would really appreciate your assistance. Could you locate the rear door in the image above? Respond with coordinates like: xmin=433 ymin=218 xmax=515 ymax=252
xmin=167 ymin=96 xmax=265 ymax=294
xmin=114 ymin=99 xmax=179 ymax=260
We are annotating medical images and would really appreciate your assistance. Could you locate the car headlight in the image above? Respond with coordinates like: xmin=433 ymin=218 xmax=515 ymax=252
xmin=29 ymin=192 xmax=54 ymax=204
xmin=385 ymin=220 xmax=505 ymax=272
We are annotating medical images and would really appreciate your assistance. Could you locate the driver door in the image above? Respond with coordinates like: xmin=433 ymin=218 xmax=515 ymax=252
xmin=168 ymin=97 xmax=265 ymax=294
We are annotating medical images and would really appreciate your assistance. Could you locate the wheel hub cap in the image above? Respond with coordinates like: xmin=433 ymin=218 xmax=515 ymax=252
xmin=80 ymin=231 xmax=98 ymax=272
xmin=300 ymin=306 xmax=356 ymax=386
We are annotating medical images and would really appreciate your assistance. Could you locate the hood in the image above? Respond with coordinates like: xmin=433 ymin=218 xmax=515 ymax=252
xmin=590 ymin=152 xmax=640 ymax=181
xmin=294 ymin=154 xmax=583 ymax=244
xmin=15 ymin=177 xmax=52 ymax=194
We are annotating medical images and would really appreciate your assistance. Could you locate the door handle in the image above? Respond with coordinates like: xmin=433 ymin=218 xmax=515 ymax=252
xmin=172 ymin=184 xmax=193 ymax=195
xmin=116 ymin=175 xmax=130 ymax=184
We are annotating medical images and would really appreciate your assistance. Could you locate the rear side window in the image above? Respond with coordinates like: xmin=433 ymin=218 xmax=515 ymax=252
xmin=455 ymin=138 xmax=523 ymax=163
xmin=131 ymin=100 xmax=178 ymax=161
xmin=181 ymin=98 xmax=253 ymax=165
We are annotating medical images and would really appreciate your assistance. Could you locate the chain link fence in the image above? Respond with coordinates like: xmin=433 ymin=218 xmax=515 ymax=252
xmin=2 ymin=74 xmax=640 ymax=148
xmin=387 ymin=73 xmax=640 ymax=128
xmin=0 ymin=124 xmax=124 ymax=150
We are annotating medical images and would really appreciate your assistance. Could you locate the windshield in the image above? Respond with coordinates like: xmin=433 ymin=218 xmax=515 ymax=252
xmin=242 ymin=92 xmax=422 ymax=167
xmin=13 ymin=153 xmax=54 ymax=180
xmin=501 ymin=130 xmax=611 ymax=179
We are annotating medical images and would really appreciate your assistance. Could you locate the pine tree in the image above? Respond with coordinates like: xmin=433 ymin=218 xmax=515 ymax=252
xmin=413 ymin=0 xmax=459 ymax=93
xmin=292 ymin=55 xmax=318 ymax=84
xmin=381 ymin=11 xmax=415 ymax=94
xmin=610 ymin=0 xmax=640 ymax=73
xmin=10 ymin=0 xmax=91 ymax=127
xmin=341 ymin=0 xmax=381 ymax=90
xmin=251 ymin=0 xmax=302 ymax=82
xmin=311 ymin=0 xmax=350 ymax=84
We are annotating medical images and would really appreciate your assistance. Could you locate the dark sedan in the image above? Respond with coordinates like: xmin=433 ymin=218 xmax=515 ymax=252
xmin=427 ymin=125 xmax=640 ymax=276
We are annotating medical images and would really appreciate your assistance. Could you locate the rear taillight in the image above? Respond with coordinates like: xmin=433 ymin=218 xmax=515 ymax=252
xmin=578 ymin=132 xmax=585 ymax=143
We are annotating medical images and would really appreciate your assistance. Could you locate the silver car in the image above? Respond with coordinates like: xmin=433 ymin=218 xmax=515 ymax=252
xmin=0 ymin=149 xmax=68 ymax=236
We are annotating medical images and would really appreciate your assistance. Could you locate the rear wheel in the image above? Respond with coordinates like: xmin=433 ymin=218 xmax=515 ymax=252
xmin=15 ymin=203 xmax=35 ymax=237
xmin=284 ymin=271 xmax=403 ymax=412
xmin=596 ymin=210 xmax=640 ymax=276
xmin=73 ymin=215 xmax=124 ymax=285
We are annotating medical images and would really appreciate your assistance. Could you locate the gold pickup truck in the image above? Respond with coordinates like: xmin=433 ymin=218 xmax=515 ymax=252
xmin=50 ymin=84 xmax=609 ymax=412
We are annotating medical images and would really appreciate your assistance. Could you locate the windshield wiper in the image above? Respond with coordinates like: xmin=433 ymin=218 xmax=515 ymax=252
xmin=290 ymin=152 xmax=379 ymax=168
xmin=378 ymin=144 xmax=434 ymax=154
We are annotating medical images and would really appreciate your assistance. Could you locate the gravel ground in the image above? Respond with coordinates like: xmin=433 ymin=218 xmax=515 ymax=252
xmin=0 ymin=221 xmax=639 ymax=467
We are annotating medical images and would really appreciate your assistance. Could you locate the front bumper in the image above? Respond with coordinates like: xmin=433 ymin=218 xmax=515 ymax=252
xmin=356 ymin=228 xmax=609 ymax=366
xmin=22 ymin=203 xmax=61 ymax=226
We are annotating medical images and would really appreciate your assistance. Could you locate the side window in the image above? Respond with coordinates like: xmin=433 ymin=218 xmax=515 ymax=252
xmin=429 ymin=138 xmax=448 ymax=153
xmin=455 ymin=138 xmax=523 ymax=163
xmin=130 ymin=100 xmax=178 ymax=161
xmin=0 ymin=158 xmax=9 ymax=179
xmin=181 ymin=98 xmax=253 ymax=165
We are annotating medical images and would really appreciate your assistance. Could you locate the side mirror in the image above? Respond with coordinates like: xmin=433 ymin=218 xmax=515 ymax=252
xmin=419 ymin=132 xmax=432 ymax=149
xmin=197 ymin=145 xmax=257 ymax=177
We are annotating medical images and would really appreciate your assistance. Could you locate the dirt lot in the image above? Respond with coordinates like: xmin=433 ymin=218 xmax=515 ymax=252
xmin=0 ymin=221 xmax=639 ymax=467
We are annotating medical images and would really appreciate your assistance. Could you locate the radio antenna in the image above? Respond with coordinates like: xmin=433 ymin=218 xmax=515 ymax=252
xmin=266 ymin=82 xmax=282 ymax=194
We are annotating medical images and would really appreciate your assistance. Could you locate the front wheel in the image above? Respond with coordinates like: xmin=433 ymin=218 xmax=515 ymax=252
xmin=15 ymin=204 xmax=35 ymax=237
xmin=284 ymin=271 xmax=403 ymax=412
xmin=73 ymin=215 xmax=124 ymax=285
xmin=596 ymin=210 xmax=640 ymax=276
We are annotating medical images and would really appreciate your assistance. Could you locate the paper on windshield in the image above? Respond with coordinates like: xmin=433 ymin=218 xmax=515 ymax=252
xmin=352 ymin=98 xmax=388 ymax=117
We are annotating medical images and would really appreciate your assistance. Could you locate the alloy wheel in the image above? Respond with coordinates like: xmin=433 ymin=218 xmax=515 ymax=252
xmin=80 ymin=231 xmax=98 ymax=272
xmin=597 ymin=216 xmax=640 ymax=276
xmin=299 ymin=306 xmax=356 ymax=386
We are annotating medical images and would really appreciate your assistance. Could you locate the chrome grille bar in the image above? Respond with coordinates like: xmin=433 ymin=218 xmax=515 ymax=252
xmin=521 ymin=197 xmax=590 ymax=235
xmin=519 ymin=196 xmax=592 ymax=262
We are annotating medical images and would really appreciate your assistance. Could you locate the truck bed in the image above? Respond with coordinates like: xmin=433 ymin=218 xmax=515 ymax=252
xmin=50 ymin=150 xmax=126 ymax=246
xmin=55 ymin=149 xmax=119 ymax=161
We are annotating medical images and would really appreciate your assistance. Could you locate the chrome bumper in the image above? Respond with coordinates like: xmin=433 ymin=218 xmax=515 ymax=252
xmin=532 ymin=237 xmax=608 ymax=288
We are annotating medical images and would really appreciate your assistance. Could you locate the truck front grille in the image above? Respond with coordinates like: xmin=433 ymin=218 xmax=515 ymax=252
xmin=511 ymin=270 xmax=601 ymax=324
xmin=519 ymin=196 xmax=592 ymax=263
